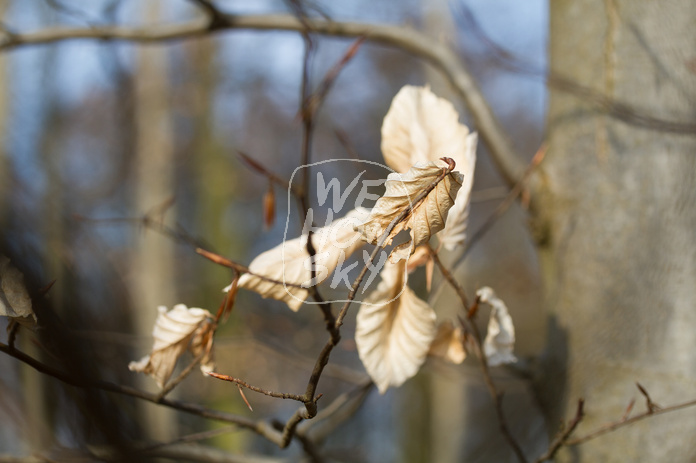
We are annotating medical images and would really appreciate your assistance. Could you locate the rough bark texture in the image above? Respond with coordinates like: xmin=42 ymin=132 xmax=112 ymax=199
xmin=537 ymin=1 xmax=696 ymax=460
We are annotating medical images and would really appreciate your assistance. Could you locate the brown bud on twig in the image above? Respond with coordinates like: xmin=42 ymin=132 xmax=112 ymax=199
xmin=263 ymin=182 xmax=276 ymax=230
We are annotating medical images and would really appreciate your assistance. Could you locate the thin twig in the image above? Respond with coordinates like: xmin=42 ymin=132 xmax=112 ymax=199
xmin=636 ymin=382 xmax=660 ymax=413
xmin=207 ymin=372 xmax=306 ymax=402
xmin=0 ymin=342 xmax=285 ymax=446
xmin=335 ymin=158 xmax=458 ymax=328
xmin=534 ymin=399 xmax=585 ymax=462
xmin=470 ymin=324 xmax=528 ymax=463
xmin=236 ymin=150 xmax=299 ymax=195
xmin=566 ymin=392 xmax=696 ymax=446
xmin=195 ymin=247 xmax=305 ymax=289
xmin=453 ymin=3 xmax=696 ymax=135
xmin=275 ymin=407 xmax=312 ymax=449
xmin=273 ymin=158 xmax=459 ymax=446
xmin=429 ymin=247 xmax=527 ymax=463
xmin=457 ymin=143 xmax=546 ymax=264
xmin=0 ymin=13 xmax=526 ymax=188
xmin=156 ymin=350 xmax=207 ymax=402
xmin=426 ymin=244 xmax=470 ymax=309
xmin=138 ymin=424 xmax=240 ymax=452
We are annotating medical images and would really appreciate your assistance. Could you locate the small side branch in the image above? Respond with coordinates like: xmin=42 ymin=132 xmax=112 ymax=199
xmin=0 ymin=342 xmax=285 ymax=445
xmin=207 ymin=371 xmax=305 ymax=402
xmin=534 ymin=399 xmax=585 ymax=462
xmin=566 ymin=388 xmax=696 ymax=446
xmin=0 ymin=13 xmax=526 ymax=188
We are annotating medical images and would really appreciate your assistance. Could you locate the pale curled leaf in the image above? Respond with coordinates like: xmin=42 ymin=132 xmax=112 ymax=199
xmin=354 ymin=162 xmax=463 ymax=263
xmin=355 ymin=259 xmax=437 ymax=393
xmin=381 ymin=85 xmax=477 ymax=250
xmin=428 ymin=321 xmax=466 ymax=364
xmin=230 ymin=208 xmax=370 ymax=311
xmin=477 ymin=287 xmax=517 ymax=366
xmin=129 ymin=304 xmax=213 ymax=387
xmin=190 ymin=318 xmax=216 ymax=374
xmin=0 ymin=255 xmax=36 ymax=324
xmin=406 ymin=245 xmax=434 ymax=292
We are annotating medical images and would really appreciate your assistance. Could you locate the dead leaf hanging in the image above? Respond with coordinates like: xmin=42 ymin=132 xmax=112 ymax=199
xmin=428 ymin=320 xmax=466 ymax=364
xmin=129 ymin=304 xmax=214 ymax=388
xmin=354 ymin=161 xmax=463 ymax=263
xmin=231 ymin=207 xmax=370 ymax=311
xmin=355 ymin=259 xmax=437 ymax=393
xmin=0 ymin=255 xmax=36 ymax=326
xmin=381 ymin=85 xmax=477 ymax=250
xmin=477 ymin=287 xmax=517 ymax=367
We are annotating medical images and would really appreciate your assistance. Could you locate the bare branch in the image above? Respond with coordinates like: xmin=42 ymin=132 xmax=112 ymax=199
xmin=195 ymin=247 xmax=306 ymax=289
xmin=0 ymin=342 xmax=286 ymax=446
xmin=455 ymin=143 xmax=546 ymax=264
xmin=0 ymin=13 xmax=524 ymax=187
xmin=534 ymin=399 xmax=585 ymax=462
xmin=207 ymin=371 xmax=306 ymax=402
xmin=188 ymin=0 xmax=230 ymax=30
xmin=429 ymin=248 xmax=527 ymax=463
xmin=236 ymin=150 xmax=299 ymax=195
xmin=453 ymin=2 xmax=696 ymax=135
xmin=566 ymin=390 xmax=696 ymax=446
xmin=156 ymin=350 xmax=207 ymax=402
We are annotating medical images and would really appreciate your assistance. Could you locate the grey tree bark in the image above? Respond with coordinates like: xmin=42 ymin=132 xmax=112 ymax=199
xmin=536 ymin=1 xmax=696 ymax=460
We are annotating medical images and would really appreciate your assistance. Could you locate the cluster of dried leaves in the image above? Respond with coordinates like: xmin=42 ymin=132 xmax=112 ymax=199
xmin=124 ymin=86 xmax=516 ymax=394
xmin=0 ymin=86 xmax=515 ymax=408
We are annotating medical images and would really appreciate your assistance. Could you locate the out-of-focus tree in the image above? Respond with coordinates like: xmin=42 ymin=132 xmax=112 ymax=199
xmin=536 ymin=1 xmax=696 ymax=461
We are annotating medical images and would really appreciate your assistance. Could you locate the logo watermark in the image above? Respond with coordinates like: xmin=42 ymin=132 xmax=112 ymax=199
xmin=282 ymin=159 xmax=411 ymax=305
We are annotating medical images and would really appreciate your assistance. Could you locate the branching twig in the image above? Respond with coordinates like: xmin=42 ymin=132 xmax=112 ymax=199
xmin=0 ymin=13 xmax=524 ymax=188
xmin=534 ymin=399 xmax=585 ymax=462
xmin=207 ymin=372 xmax=306 ymax=402
xmin=236 ymin=150 xmax=299 ymax=196
xmin=566 ymin=388 xmax=696 ymax=446
xmin=0 ymin=342 xmax=286 ymax=446
xmin=156 ymin=350 xmax=207 ymax=402
xmin=429 ymin=247 xmax=527 ymax=463
xmin=636 ymin=382 xmax=661 ymax=413
xmin=195 ymin=247 xmax=305 ymax=289
xmin=453 ymin=3 xmax=696 ymax=136
xmin=456 ymin=143 xmax=546 ymax=264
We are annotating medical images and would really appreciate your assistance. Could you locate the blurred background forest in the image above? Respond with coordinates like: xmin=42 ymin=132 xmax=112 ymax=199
xmin=1 ymin=0 xmax=551 ymax=461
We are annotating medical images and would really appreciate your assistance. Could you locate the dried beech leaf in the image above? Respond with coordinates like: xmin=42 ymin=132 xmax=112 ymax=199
xmin=477 ymin=287 xmax=517 ymax=366
xmin=231 ymin=208 xmax=370 ymax=311
xmin=406 ymin=245 xmax=430 ymax=274
xmin=381 ymin=85 xmax=477 ymax=250
xmin=129 ymin=304 xmax=213 ymax=387
xmin=355 ymin=259 xmax=437 ymax=393
xmin=354 ymin=162 xmax=463 ymax=263
xmin=0 ymin=255 xmax=36 ymax=325
xmin=190 ymin=319 xmax=216 ymax=374
xmin=428 ymin=321 xmax=466 ymax=364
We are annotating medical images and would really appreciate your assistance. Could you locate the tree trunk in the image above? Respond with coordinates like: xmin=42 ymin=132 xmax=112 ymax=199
xmin=537 ymin=1 xmax=696 ymax=460
xmin=130 ymin=0 xmax=177 ymax=442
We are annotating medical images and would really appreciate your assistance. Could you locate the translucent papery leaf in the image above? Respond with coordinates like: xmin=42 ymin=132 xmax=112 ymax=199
xmin=354 ymin=162 xmax=463 ymax=263
xmin=355 ymin=259 xmax=437 ymax=393
xmin=428 ymin=321 xmax=466 ymax=364
xmin=438 ymin=132 xmax=477 ymax=250
xmin=477 ymin=287 xmax=517 ymax=367
xmin=231 ymin=208 xmax=370 ymax=311
xmin=190 ymin=319 xmax=216 ymax=374
xmin=381 ymin=85 xmax=477 ymax=250
xmin=0 ymin=255 xmax=36 ymax=325
xmin=129 ymin=304 xmax=213 ymax=388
